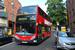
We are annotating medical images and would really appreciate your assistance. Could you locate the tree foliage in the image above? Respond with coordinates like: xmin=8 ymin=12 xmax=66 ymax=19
xmin=45 ymin=0 xmax=66 ymax=26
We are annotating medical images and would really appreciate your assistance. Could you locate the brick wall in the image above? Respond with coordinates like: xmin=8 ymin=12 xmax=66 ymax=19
xmin=67 ymin=0 xmax=75 ymax=33
xmin=3 ymin=0 xmax=22 ymax=27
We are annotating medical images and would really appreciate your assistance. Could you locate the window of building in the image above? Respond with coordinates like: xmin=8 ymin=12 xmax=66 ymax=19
xmin=18 ymin=3 xmax=21 ymax=6
xmin=72 ymin=9 xmax=74 ymax=16
xmin=11 ymin=2 xmax=14 ymax=6
xmin=72 ymin=0 xmax=73 ymax=4
xmin=12 ymin=14 xmax=14 ymax=20
xmin=70 ymin=12 xmax=71 ymax=18
xmin=0 ymin=6 xmax=4 ymax=11
xmin=10 ymin=13 xmax=11 ymax=15
xmin=0 ymin=0 xmax=3 ymax=2
xmin=69 ymin=0 xmax=70 ymax=10
xmin=70 ymin=23 xmax=72 ymax=29
xmin=73 ymin=22 xmax=75 ymax=29
xmin=12 ymin=7 xmax=14 ymax=12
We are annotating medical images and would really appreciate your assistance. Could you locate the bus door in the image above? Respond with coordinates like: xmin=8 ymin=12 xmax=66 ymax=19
xmin=37 ymin=24 xmax=42 ymax=41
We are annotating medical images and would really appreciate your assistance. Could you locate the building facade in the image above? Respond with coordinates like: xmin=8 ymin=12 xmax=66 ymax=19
xmin=67 ymin=0 xmax=75 ymax=33
xmin=64 ymin=9 xmax=68 ymax=24
xmin=0 ymin=0 xmax=21 ymax=28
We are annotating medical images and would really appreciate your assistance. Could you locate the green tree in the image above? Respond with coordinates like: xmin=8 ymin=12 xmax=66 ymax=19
xmin=45 ymin=0 xmax=66 ymax=26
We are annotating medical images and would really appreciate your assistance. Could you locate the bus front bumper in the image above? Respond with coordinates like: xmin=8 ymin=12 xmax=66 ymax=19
xmin=15 ymin=38 xmax=38 ymax=43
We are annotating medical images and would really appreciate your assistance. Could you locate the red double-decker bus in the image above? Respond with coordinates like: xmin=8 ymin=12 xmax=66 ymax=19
xmin=14 ymin=5 xmax=52 ymax=43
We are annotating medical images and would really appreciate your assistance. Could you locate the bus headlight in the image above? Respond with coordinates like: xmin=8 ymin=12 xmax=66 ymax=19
xmin=30 ymin=36 xmax=36 ymax=40
xmin=15 ymin=35 xmax=19 ymax=40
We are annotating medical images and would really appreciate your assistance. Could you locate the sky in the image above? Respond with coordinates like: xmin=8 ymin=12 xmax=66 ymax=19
xmin=18 ymin=0 xmax=66 ymax=13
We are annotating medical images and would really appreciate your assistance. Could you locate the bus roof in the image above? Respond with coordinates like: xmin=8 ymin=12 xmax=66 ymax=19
xmin=17 ymin=5 xmax=50 ymax=19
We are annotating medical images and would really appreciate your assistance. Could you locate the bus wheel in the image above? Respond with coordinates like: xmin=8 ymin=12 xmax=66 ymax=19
xmin=0 ymin=42 xmax=2 ymax=45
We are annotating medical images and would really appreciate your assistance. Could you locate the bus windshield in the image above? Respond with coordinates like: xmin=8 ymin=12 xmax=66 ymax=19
xmin=16 ymin=23 xmax=36 ymax=35
xmin=17 ymin=6 xmax=36 ymax=15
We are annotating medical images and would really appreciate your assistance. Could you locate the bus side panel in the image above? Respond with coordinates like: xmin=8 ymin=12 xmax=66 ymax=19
xmin=36 ymin=5 xmax=51 ymax=43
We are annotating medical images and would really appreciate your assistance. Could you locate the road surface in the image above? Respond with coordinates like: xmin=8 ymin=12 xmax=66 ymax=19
xmin=0 ymin=31 xmax=56 ymax=50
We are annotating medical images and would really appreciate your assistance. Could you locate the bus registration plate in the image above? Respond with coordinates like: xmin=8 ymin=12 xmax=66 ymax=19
xmin=22 ymin=41 xmax=27 ymax=43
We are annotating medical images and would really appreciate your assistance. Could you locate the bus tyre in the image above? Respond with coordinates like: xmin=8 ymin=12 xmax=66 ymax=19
xmin=0 ymin=42 xmax=2 ymax=45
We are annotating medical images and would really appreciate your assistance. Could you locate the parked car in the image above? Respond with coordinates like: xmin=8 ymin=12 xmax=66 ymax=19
xmin=0 ymin=33 xmax=13 ymax=45
xmin=55 ymin=31 xmax=75 ymax=50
